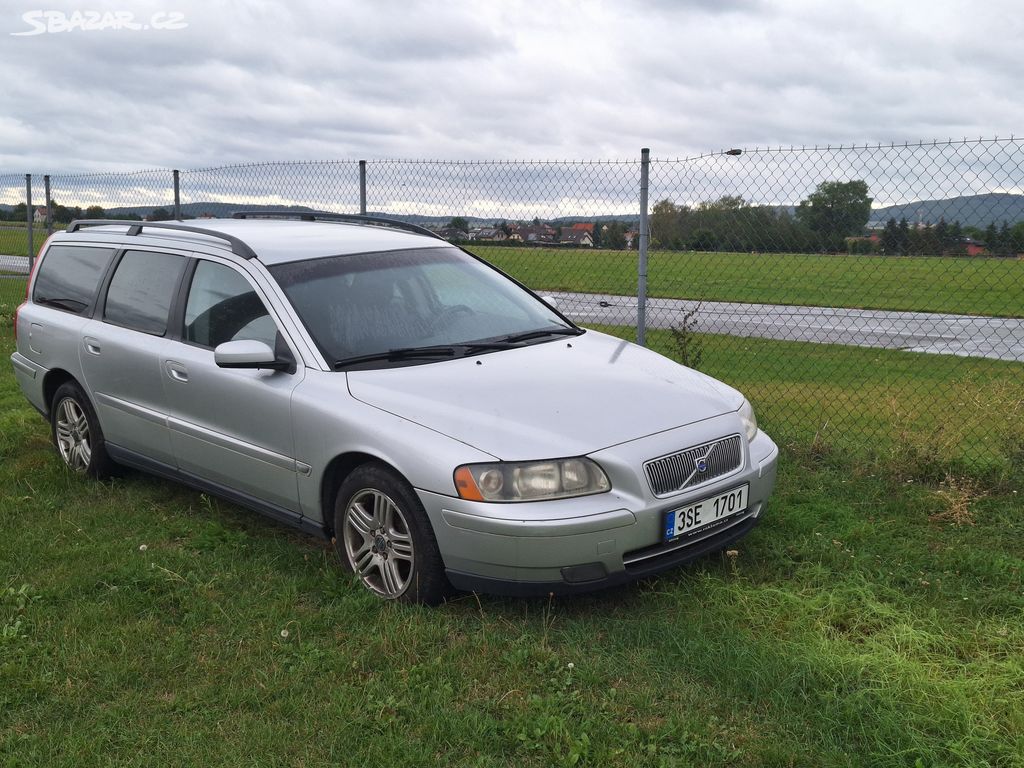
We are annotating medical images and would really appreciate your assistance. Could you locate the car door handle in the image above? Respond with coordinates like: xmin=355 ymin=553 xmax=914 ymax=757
xmin=83 ymin=336 xmax=101 ymax=355
xmin=165 ymin=361 xmax=189 ymax=383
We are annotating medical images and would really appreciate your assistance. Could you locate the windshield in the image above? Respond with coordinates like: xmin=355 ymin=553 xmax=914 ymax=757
xmin=268 ymin=247 xmax=578 ymax=367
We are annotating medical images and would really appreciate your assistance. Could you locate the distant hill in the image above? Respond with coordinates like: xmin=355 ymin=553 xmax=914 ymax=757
xmin=365 ymin=212 xmax=637 ymax=227
xmin=106 ymin=202 xmax=319 ymax=218
xmin=26 ymin=193 xmax=1024 ymax=230
xmin=868 ymin=193 xmax=1024 ymax=229
xmin=100 ymin=204 xmax=639 ymax=228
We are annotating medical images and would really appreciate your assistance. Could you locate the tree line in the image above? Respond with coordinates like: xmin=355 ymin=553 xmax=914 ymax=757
xmin=651 ymin=180 xmax=872 ymax=253
xmin=865 ymin=217 xmax=1024 ymax=257
xmin=0 ymin=200 xmax=174 ymax=223
xmin=5 ymin=186 xmax=1022 ymax=256
xmin=651 ymin=180 xmax=1023 ymax=256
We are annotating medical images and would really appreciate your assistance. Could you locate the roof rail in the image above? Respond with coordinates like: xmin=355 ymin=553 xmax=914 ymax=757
xmin=65 ymin=219 xmax=259 ymax=259
xmin=230 ymin=211 xmax=446 ymax=242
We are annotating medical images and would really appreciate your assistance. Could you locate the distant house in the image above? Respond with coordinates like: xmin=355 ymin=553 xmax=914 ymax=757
xmin=623 ymin=230 xmax=639 ymax=249
xmin=33 ymin=206 xmax=48 ymax=223
xmin=475 ymin=227 xmax=507 ymax=242
xmin=960 ymin=237 xmax=987 ymax=256
xmin=559 ymin=228 xmax=593 ymax=247
xmin=570 ymin=222 xmax=595 ymax=234
xmin=845 ymin=234 xmax=881 ymax=254
xmin=436 ymin=227 xmax=468 ymax=241
xmin=514 ymin=224 xmax=558 ymax=244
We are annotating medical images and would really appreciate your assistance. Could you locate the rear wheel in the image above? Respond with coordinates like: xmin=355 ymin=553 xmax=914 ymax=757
xmin=333 ymin=463 xmax=449 ymax=605
xmin=50 ymin=381 xmax=114 ymax=479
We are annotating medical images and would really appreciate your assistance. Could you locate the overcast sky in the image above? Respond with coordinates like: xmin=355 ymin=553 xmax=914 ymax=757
xmin=2 ymin=0 xmax=1022 ymax=174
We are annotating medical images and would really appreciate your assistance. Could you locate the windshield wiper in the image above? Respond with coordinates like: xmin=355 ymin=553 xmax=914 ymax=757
xmin=334 ymin=345 xmax=459 ymax=369
xmin=501 ymin=326 xmax=583 ymax=344
xmin=334 ymin=340 xmax=531 ymax=369
xmin=460 ymin=340 xmax=522 ymax=351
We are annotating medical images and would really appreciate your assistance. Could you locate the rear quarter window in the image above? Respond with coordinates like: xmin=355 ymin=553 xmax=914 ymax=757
xmin=32 ymin=244 xmax=117 ymax=315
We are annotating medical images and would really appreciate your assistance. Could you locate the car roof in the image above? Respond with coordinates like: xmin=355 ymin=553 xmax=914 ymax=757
xmin=55 ymin=218 xmax=454 ymax=265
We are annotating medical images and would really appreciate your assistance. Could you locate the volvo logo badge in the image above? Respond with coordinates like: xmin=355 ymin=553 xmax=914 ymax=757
xmin=664 ymin=440 xmax=722 ymax=493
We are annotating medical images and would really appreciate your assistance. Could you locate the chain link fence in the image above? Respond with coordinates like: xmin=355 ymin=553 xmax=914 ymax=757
xmin=3 ymin=139 xmax=1022 ymax=470
xmin=0 ymin=174 xmax=32 ymax=316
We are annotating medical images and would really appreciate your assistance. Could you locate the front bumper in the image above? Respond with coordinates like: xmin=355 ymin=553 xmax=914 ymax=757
xmin=445 ymin=513 xmax=763 ymax=596
xmin=418 ymin=421 xmax=779 ymax=597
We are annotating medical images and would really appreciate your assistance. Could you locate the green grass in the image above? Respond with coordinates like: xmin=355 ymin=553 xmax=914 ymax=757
xmin=601 ymin=325 xmax=1024 ymax=475
xmin=1 ymin=324 xmax=1022 ymax=767
xmin=472 ymin=245 xmax=1024 ymax=317
xmin=0 ymin=278 xmax=26 ymax=320
xmin=0 ymin=224 xmax=41 ymax=262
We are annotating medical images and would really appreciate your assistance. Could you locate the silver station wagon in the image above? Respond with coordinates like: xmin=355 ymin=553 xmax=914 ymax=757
xmin=11 ymin=214 xmax=778 ymax=603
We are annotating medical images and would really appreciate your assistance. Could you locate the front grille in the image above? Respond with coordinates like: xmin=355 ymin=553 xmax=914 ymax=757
xmin=644 ymin=434 xmax=742 ymax=497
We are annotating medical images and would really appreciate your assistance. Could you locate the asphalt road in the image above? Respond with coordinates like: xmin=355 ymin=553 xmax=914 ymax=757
xmin=3 ymin=252 xmax=1020 ymax=362
xmin=546 ymin=291 xmax=1024 ymax=362
xmin=0 ymin=255 xmax=30 ymax=274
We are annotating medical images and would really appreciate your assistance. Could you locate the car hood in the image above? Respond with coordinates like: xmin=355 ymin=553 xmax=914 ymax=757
xmin=345 ymin=330 xmax=744 ymax=460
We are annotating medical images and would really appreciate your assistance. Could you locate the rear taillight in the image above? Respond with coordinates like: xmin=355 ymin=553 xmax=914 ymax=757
xmin=13 ymin=301 xmax=25 ymax=342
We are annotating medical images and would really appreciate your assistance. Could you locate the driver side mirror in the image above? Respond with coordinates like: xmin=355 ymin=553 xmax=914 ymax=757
xmin=214 ymin=340 xmax=291 ymax=372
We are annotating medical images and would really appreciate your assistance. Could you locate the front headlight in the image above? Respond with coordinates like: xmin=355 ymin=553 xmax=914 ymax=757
xmin=738 ymin=398 xmax=758 ymax=442
xmin=454 ymin=457 xmax=611 ymax=502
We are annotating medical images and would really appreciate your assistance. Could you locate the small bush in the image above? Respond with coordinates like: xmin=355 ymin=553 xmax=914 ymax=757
xmin=668 ymin=302 xmax=704 ymax=370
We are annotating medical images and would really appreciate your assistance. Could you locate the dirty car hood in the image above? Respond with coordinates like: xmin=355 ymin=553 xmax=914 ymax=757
xmin=345 ymin=330 xmax=743 ymax=460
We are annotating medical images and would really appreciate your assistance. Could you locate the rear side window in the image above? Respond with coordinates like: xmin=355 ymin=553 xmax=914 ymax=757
xmin=32 ymin=245 xmax=116 ymax=315
xmin=104 ymin=250 xmax=186 ymax=335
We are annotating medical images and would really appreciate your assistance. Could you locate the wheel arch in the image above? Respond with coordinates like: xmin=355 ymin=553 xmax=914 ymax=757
xmin=320 ymin=451 xmax=404 ymax=537
xmin=42 ymin=368 xmax=78 ymax=416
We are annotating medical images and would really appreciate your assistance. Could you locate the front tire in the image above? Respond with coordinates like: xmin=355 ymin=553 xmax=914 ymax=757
xmin=333 ymin=463 xmax=449 ymax=605
xmin=50 ymin=381 xmax=115 ymax=479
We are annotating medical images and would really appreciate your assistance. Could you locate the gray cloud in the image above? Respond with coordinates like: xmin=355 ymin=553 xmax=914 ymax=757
xmin=1 ymin=0 xmax=1022 ymax=175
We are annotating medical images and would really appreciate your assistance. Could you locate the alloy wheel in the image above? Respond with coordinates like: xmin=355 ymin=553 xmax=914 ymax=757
xmin=55 ymin=397 xmax=92 ymax=472
xmin=342 ymin=489 xmax=415 ymax=598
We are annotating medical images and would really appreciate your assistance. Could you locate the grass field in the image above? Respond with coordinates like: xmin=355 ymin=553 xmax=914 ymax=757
xmin=1 ymin=226 xmax=1023 ymax=316
xmin=0 ymin=278 xmax=26 ymax=316
xmin=2 ymin=322 xmax=1022 ymax=767
xmin=472 ymin=245 xmax=1024 ymax=318
xmin=599 ymin=325 xmax=1024 ymax=474
xmin=0 ymin=224 xmax=43 ymax=263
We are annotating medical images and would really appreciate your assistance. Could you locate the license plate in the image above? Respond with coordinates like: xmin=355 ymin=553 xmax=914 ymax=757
xmin=663 ymin=484 xmax=749 ymax=541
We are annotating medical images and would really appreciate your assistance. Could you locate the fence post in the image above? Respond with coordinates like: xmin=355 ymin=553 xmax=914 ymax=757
xmin=172 ymin=169 xmax=181 ymax=219
xmin=637 ymin=148 xmax=650 ymax=346
xmin=359 ymin=160 xmax=367 ymax=214
xmin=25 ymin=174 xmax=34 ymax=265
xmin=44 ymin=175 xmax=52 ymax=235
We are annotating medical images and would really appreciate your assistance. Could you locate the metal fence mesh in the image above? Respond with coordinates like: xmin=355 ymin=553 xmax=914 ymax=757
xmin=48 ymin=168 xmax=175 ymax=221
xmin=0 ymin=174 xmax=30 ymax=313
xmin=3 ymin=139 xmax=1022 ymax=469
xmin=638 ymin=141 xmax=1024 ymax=466
xmin=180 ymin=161 xmax=362 ymax=215
xmin=369 ymin=160 xmax=642 ymax=327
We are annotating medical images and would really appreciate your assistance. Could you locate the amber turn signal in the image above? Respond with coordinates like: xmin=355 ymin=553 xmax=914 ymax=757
xmin=453 ymin=466 xmax=484 ymax=501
